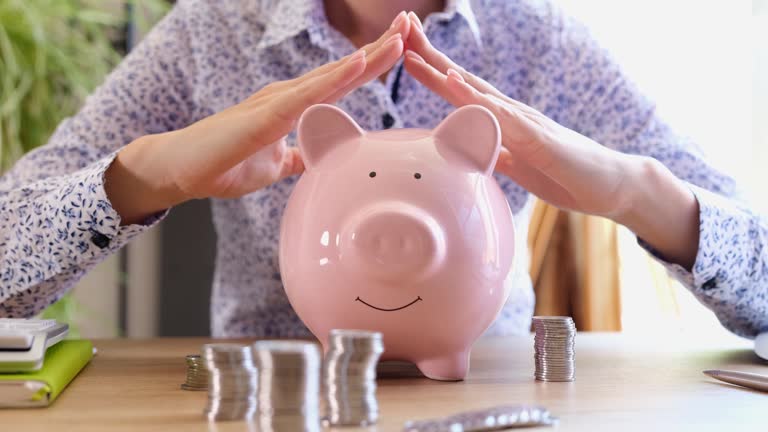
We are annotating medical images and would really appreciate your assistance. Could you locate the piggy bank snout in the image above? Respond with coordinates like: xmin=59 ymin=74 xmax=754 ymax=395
xmin=342 ymin=203 xmax=446 ymax=282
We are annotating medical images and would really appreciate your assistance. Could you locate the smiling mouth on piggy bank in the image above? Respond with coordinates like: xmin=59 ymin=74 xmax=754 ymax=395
xmin=355 ymin=296 xmax=423 ymax=312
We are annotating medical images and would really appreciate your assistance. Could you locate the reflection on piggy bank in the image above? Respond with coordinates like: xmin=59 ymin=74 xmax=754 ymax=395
xmin=279 ymin=104 xmax=515 ymax=380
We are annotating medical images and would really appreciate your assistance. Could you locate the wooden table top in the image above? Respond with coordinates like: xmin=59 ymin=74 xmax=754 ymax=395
xmin=3 ymin=333 xmax=766 ymax=432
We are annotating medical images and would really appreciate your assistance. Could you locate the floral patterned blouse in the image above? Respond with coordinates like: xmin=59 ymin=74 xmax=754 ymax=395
xmin=1 ymin=0 xmax=766 ymax=338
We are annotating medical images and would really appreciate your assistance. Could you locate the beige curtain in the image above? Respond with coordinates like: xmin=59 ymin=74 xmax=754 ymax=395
xmin=527 ymin=199 xmax=622 ymax=331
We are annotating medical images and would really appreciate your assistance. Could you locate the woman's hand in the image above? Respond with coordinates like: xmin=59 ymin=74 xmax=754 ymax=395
xmin=403 ymin=12 xmax=699 ymax=268
xmin=106 ymin=12 xmax=411 ymax=225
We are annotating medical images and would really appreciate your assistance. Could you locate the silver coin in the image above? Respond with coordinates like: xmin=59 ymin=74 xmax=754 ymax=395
xmin=535 ymin=354 xmax=575 ymax=359
xmin=323 ymin=329 xmax=384 ymax=427
xmin=535 ymin=366 xmax=574 ymax=370
xmin=532 ymin=316 xmax=576 ymax=384
xmin=329 ymin=329 xmax=384 ymax=340
xmin=259 ymin=413 xmax=322 ymax=432
xmin=403 ymin=404 xmax=558 ymax=430
xmin=201 ymin=344 xmax=260 ymax=421
xmin=533 ymin=315 xmax=575 ymax=321
xmin=534 ymin=358 xmax=575 ymax=363
xmin=535 ymin=377 xmax=575 ymax=382
xmin=535 ymin=346 xmax=575 ymax=350
xmin=535 ymin=369 xmax=574 ymax=374
xmin=250 ymin=340 xmax=322 ymax=430
xmin=535 ymin=370 xmax=575 ymax=374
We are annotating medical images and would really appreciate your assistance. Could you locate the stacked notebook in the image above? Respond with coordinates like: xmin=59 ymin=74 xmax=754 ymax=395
xmin=0 ymin=339 xmax=92 ymax=408
xmin=0 ymin=318 xmax=92 ymax=408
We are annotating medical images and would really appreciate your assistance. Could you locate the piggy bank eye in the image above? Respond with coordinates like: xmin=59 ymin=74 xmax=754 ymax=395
xmin=414 ymin=173 xmax=422 ymax=180
xmin=369 ymin=171 xmax=376 ymax=178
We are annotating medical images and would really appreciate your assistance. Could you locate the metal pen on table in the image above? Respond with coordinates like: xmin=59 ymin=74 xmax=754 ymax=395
xmin=703 ymin=369 xmax=768 ymax=393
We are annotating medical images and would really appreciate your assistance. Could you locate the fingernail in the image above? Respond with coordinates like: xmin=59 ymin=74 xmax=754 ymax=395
xmin=408 ymin=11 xmax=423 ymax=30
xmin=348 ymin=49 xmax=366 ymax=62
xmin=390 ymin=11 xmax=406 ymax=29
xmin=500 ymin=152 xmax=514 ymax=167
xmin=384 ymin=33 xmax=402 ymax=45
xmin=405 ymin=50 xmax=425 ymax=63
xmin=447 ymin=68 xmax=465 ymax=82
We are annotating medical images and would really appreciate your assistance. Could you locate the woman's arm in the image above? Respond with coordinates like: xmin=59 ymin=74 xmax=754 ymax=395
xmin=403 ymin=7 xmax=767 ymax=338
xmin=0 ymin=2 xmax=199 ymax=315
xmin=0 ymin=3 xmax=410 ymax=317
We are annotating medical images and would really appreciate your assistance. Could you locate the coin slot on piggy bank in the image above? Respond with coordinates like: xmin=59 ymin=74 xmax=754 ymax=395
xmin=279 ymin=104 xmax=515 ymax=381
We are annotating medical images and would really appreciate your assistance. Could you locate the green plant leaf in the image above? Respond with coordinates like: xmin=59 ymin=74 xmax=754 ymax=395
xmin=1 ymin=0 xmax=171 ymax=323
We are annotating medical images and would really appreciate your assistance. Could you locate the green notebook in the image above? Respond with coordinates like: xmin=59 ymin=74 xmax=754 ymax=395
xmin=0 ymin=340 xmax=93 ymax=408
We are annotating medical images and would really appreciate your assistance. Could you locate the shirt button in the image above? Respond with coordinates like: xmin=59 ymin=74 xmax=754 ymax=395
xmin=702 ymin=278 xmax=717 ymax=290
xmin=382 ymin=113 xmax=395 ymax=129
xmin=90 ymin=231 xmax=111 ymax=249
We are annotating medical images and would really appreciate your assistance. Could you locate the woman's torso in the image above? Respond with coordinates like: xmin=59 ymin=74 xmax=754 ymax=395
xmin=180 ymin=0 xmax=563 ymax=336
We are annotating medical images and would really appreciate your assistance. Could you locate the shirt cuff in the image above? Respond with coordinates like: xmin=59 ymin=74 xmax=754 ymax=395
xmin=45 ymin=152 xmax=167 ymax=272
xmin=637 ymin=184 xmax=741 ymax=292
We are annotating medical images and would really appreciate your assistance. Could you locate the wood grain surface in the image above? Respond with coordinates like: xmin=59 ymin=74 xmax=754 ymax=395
xmin=2 ymin=334 xmax=765 ymax=432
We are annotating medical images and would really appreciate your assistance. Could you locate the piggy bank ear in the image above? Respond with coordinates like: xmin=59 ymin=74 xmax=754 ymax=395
xmin=297 ymin=104 xmax=364 ymax=170
xmin=434 ymin=105 xmax=501 ymax=176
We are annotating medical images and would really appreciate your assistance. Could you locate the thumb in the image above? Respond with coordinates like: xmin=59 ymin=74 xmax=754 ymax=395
xmin=494 ymin=148 xmax=579 ymax=210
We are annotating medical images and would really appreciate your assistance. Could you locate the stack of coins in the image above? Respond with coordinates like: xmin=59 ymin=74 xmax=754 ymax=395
xmin=323 ymin=329 xmax=384 ymax=427
xmin=252 ymin=340 xmax=321 ymax=432
xmin=181 ymin=354 xmax=208 ymax=391
xmin=532 ymin=316 xmax=576 ymax=382
xmin=203 ymin=343 xmax=259 ymax=421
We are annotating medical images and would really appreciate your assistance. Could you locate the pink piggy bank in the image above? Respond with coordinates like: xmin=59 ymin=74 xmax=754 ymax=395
xmin=279 ymin=104 xmax=515 ymax=380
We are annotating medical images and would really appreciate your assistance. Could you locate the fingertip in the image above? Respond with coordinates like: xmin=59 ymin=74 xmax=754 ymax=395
xmin=329 ymin=54 xmax=365 ymax=91
xmin=347 ymin=49 xmax=366 ymax=62
xmin=408 ymin=11 xmax=423 ymax=31
xmin=405 ymin=51 xmax=446 ymax=89
xmin=445 ymin=72 xmax=473 ymax=95
xmin=383 ymin=33 xmax=402 ymax=47
xmin=382 ymin=35 xmax=405 ymax=57
xmin=404 ymin=50 xmax=425 ymax=64
xmin=292 ymin=151 xmax=306 ymax=176
xmin=391 ymin=10 xmax=410 ymax=37
xmin=403 ymin=51 xmax=427 ymax=77
xmin=444 ymin=74 xmax=480 ymax=106
xmin=493 ymin=152 xmax=515 ymax=177
xmin=400 ymin=12 xmax=412 ymax=40
xmin=272 ymin=139 xmax=286 ymax=163
xmin=282 ymin=148 xmax=306 ymax=178
xmin=347 ymin=53 xmax=367 ymax=71
xmin=497 ymin=147 xmax=513 ymax=164
xmin=402 ymin=53 xmax=418 ymax=74
xmin=407 ymin=14 xmax=426 ymax=42
xmin=390 ymin=10 xmax=407 ymax=30
xmin=394 ymin=38 xmax=405 ymax=54
xmin=447 ymin=68 xmax=465 ymax=82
